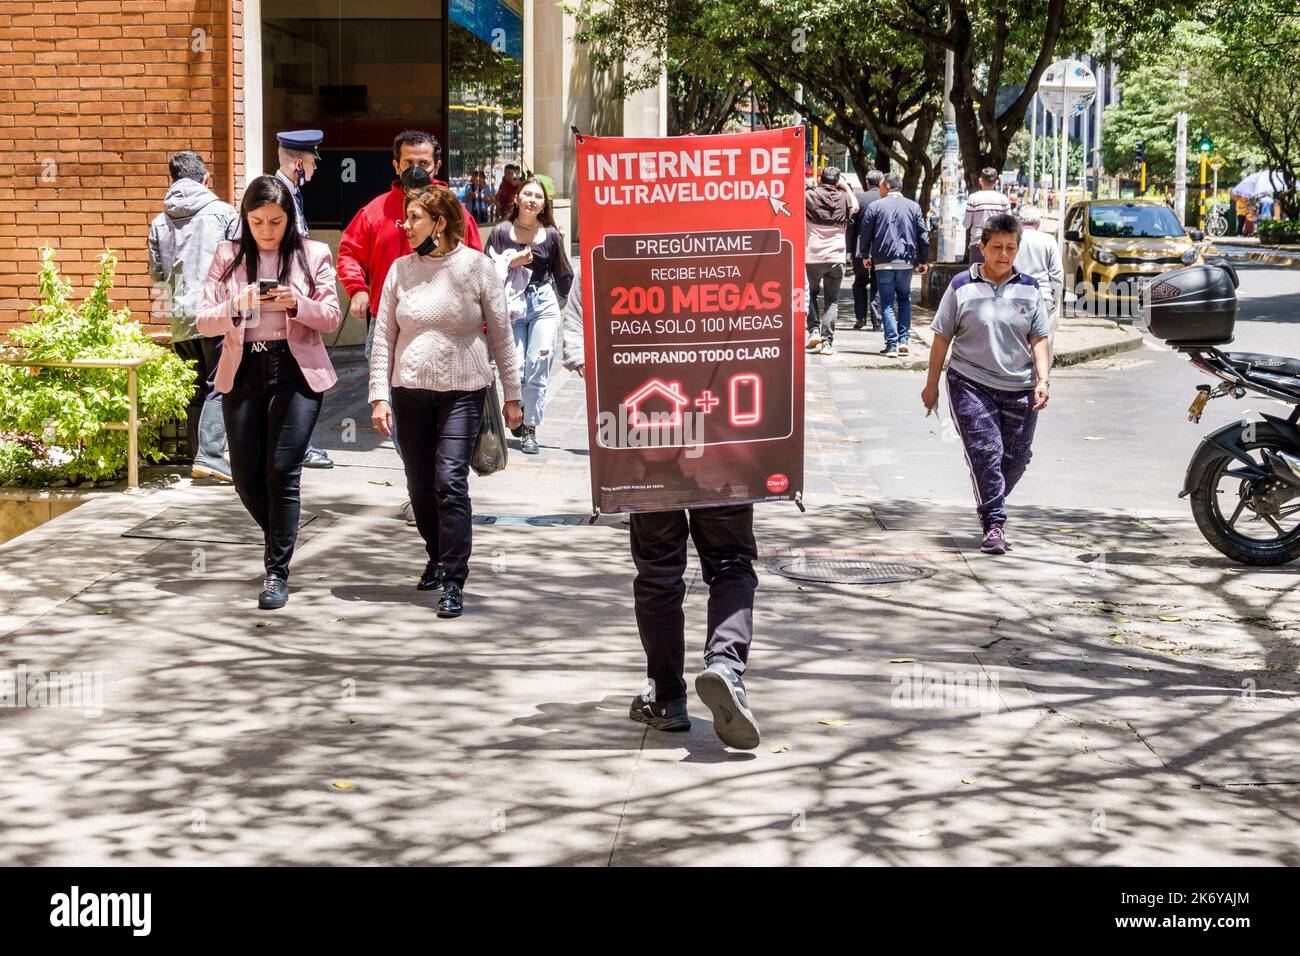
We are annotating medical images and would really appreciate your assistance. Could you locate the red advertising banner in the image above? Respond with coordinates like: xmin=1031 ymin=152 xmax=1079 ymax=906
xmin=576 ymin=127 xmax=806 ymax=514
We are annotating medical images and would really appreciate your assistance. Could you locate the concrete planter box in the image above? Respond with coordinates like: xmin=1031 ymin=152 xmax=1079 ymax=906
xmin=0 ymin=488 xmax=92 ymax=546
xmin=921 ymin=262 xmax=968 ymax=308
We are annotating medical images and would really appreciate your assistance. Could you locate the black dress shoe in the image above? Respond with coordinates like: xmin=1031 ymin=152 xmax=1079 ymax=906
xmin=303 ymin=448 xmax=333 ymax=468
xmin=417 ymin=561 xmax=444 ymax=591
xmin=258 ymin=575 xmax=289 ymax=610
xmin=520 ymin=425 xmax=540 ymax=455
xmin=437 ymin=583 xmax=463 ymax=618
xmin=509 ymin=425 xmax=524 ymax=438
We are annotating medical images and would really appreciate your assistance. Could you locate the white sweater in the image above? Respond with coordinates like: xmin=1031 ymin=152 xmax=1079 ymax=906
xmin=368 ymin=244 xmax=521 ymax=404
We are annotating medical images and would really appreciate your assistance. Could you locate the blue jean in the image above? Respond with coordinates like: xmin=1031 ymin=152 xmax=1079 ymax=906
xmin=876 ymin=267 xmax=913 ymax=350
xmin=513 ymin=283 xmax=561 ymax=427
xmin=365 ymin=317 xmax=401 ymax=458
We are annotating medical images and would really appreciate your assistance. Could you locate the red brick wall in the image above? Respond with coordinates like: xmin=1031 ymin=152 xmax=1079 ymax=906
xmin=0 ymin=0 xmax=245 ymax=334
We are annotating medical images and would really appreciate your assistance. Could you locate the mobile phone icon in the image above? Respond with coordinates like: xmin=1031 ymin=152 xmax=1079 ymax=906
xmin=729 ymin=374 xmax=762 ymax=426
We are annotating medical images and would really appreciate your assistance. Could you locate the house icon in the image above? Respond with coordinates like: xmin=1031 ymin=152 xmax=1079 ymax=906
xmin=623 ymin=378 xmax=689 ymax=428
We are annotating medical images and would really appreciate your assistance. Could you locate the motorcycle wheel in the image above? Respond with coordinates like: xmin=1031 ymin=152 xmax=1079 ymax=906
xmin=1190 ymin=422 xmax=1300 ymax=565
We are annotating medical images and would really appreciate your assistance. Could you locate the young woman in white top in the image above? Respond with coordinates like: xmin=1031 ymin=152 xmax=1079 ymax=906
xmin=485 ymin=176 xmax=574 ymax=455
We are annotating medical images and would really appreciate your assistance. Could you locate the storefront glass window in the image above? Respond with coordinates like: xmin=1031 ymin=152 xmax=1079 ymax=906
xmin=448 ymin=0 xmax=524 ymax=227
xmin=261 ymin=2 xmax=446 ymax=230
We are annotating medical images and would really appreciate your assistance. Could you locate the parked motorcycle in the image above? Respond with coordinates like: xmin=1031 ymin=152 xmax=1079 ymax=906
xmin=1143 ymin=260 xmax=1300 ymax=565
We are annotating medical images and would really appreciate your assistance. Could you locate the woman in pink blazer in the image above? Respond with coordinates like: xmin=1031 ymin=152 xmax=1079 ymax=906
xmin=197 ymin=175 xmax=342 ymax=610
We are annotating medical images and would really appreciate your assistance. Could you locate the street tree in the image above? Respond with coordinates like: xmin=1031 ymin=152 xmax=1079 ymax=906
xmin=1202 ymin=0 xmax=1300 ymax=216
xmin=570 ymin=0 xmax=944 ymax=207
xmin=571 ymin=0 xmax=1200 ymax=202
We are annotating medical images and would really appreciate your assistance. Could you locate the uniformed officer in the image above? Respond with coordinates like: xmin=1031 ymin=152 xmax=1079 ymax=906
xmin=273 ymin=129 xmax=322 ymax=238
xmin=273 ymin=129 xmax=333 ymax=469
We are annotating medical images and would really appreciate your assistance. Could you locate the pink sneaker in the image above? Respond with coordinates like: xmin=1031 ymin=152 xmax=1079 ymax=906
xmin=980 ymin=525 xmax=1006 ymax=555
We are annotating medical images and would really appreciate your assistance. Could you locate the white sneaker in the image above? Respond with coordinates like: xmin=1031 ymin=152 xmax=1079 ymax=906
xmin=819 ymin=343 xmax=835 ymax=356
xmin=879 ymin=347 xmax=899 ymax=358
xmin=898 ymin=343 xmax=910 ymax=355
xmin=806 ymin=333 xmax=822 ymax=350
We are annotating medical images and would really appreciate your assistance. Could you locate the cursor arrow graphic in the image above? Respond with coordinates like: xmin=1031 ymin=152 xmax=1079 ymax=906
xmin=768 ymin=196 xmax=792 ymax=217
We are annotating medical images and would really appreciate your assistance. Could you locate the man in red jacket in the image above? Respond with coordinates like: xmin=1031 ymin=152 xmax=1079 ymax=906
xmin=339 ymin=131 xmax=483 ymax=459
xmin=339 ymin=130 xmax=482 ymax=352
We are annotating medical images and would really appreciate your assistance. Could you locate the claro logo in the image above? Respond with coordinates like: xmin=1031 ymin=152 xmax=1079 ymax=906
xmin=766 ymin=473 xmax=790 ymax=494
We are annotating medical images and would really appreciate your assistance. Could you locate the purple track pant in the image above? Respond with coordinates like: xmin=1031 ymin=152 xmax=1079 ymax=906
xmin=946 ymin=368 xmax=1038 ymax=529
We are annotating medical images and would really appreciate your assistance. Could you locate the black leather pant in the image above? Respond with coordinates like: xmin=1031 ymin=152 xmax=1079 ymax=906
xmin=391 ymin=385 xmax=487 ymax=589
xmin=223 ymin=342 xmax=322 ymax=581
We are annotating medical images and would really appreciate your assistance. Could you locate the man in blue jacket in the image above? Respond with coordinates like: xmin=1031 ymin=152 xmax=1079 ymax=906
xmin=856 ymin=172 xmax=930 ymax=358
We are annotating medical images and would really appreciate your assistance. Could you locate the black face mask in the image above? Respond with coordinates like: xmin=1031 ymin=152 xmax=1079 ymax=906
xmin=412 ymin=233 xmax=437 ymax=256
xmin=401 ymin=166 xmax=432 ymax=190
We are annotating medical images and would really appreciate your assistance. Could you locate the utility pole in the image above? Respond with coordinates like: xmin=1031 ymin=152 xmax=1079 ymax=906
xmin=1093 ymin=57 xmax=1104 ymax=198
xmin=938 ymin=11 xmax=960 ymax=262
xmin=1210 ymin=152 xmax=1224 ymax=223
xmin=1053 ymin=111 xmax=1061 ymax=218
xmin=1080 ymin=105 xmax=1089 ymax=194
xmin=1058 ymin=66 xmax=1069 ymax=265
xmin=1029 ymin=93 xmax=1037 ymax=206
xmin=1175 ymin=69 xmax=1188 ymax=224
xmin=1196 ymin=131 xmax=1213 ymax=230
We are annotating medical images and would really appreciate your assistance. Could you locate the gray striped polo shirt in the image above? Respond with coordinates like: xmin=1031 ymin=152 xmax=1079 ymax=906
xmin=931 ymin=264 xmax=1052 ymax=391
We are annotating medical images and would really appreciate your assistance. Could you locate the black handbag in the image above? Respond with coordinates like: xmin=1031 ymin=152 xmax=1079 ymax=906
xmin=471 ymin=380 xmax=509 ymax=476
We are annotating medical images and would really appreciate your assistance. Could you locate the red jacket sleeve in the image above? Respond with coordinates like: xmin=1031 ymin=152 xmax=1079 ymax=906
xmin=337 ymin=204 xmax=373 ymax=298
xmin=460 ymin=200 xmax=483 ymax=251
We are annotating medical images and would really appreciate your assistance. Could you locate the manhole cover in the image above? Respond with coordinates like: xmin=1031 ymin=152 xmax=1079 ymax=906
xmin=770 ymin=557 xmax=934 ymax=585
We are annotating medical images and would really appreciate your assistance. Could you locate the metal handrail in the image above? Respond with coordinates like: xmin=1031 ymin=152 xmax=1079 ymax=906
xmin=0 ymin=350 xmax=158 ymax=489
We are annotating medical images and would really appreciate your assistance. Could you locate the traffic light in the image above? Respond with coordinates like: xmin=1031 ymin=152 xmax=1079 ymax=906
xmin=1198 ymin=132 xmax=1213 ymax=154
xmin=1135 ymin=140 xmax=1146 ymax=164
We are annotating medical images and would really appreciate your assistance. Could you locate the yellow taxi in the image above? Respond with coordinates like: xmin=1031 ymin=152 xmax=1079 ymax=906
xmin=1062 ymin=199 xmax=1205 ymax=306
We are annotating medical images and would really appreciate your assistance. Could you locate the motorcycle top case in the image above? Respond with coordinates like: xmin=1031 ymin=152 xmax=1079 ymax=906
xmin=1141 ymin=263 xmax=1237 ymax=346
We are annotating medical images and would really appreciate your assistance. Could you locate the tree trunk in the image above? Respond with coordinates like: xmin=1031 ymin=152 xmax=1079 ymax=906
xmin=938 ymin=0 xmax=1067 ymax=190
xmin=919 ymin=158 xmax=938 ymax=215
xmin=876 ymin=135 xmax=894 ymax=173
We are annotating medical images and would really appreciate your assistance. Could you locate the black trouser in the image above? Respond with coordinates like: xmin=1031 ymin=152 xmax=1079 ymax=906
xmin=850 ymin=258 xmax=882 ymax=329
xmin=223 ymin=341 xmax=322 ymax=581
xmin=805 ymin=261 xmax=844 ymax=343
xmin=629 ymin=503 xmax=758 ymax=702
xmin=173 ymin=336 xmax=221 ymax=451
xmin=391 ymin=385 xmax=486 ymax=589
